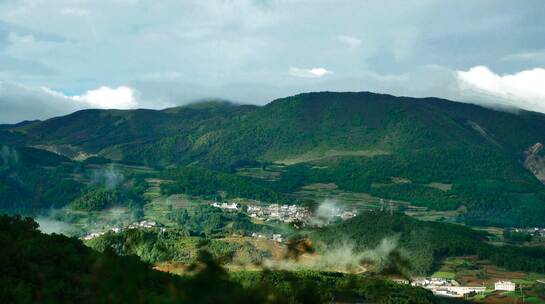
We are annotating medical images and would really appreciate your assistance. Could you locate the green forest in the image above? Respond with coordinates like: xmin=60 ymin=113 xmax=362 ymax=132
xmin=314 ymin=212 xmax=545 ymax=275
xmin=0 ymin=215 xmax=467 ymax=304
xmin=3 ymin=92 xmax=545 ymax=227
xmin=161 ymin=166 xmax=293 ymax=203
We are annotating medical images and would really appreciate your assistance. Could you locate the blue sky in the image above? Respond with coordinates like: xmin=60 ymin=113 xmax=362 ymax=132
xmin=0 ymin=0 xmax=544 ymax=123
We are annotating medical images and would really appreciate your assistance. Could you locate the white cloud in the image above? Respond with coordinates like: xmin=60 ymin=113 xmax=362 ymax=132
xmin=40 ymin=85 xmax=139 ymax=109
xmin=289 ymin=67 xmax=332 ymax=78
xmin=1 ymin=0 xmax=544 ymax=117
xmin=338 ymin=35 xmax=361 ymax=48
xmin=72 ymin=86 xmax=139 ymax=109
xmin=456 ymin=66 xmax=545 ymax=113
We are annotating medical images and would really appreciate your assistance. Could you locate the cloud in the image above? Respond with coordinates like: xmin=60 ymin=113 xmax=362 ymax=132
xmin=338 ymin=35 xmax=361 ymax=48
xmin=0 ymin=82 xmax=77 ymax=123
xmin=289 ymin=67 xmax=332 ymax=78
xmin=60 ymin=8 xmax=89 ymax=16
xmin=0 ymin=82 xmax=141 ymax=123
xmin=7 ymin=32 xmax=35 ymax=44
xmin=0 ymin=55 xmax=55 ymax=75
xmin=1 ymin=2 xmax=545 ymax=119
xmin=502 ymin=50 xmax=545 ymax=62
xmin=36 ymin=216 xmax=77 ymax=235
xmin=456 ymin=66 xmax=545 ymax=113
xmin=39 ymin=85 xmax=139 ymax=109
xmin=72 ymin=86 xmax=139 ymax=109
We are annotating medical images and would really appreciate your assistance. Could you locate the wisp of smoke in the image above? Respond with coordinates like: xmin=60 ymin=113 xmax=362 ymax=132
xmin=36 ymin=216 xmax=77 ymax=235
xmin=316 ymin=241 xmax=367 ymax=272
xmin=309 ymin=198 xmax=342 ymax=227
xmin=360 ymin=236 xmax=400 ymax=270
xmin=262 ymin=236 xmax=405 ymax=275
xmin=0 ymin=145 xmax=19 ymax=168
xmin=91 ymin=164 xmax=124 ymax=189
xmin=102 ymin=207 xmax=137 ymax=227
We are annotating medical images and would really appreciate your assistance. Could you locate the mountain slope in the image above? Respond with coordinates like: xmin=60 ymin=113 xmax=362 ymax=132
xmin=2 ymin=92 xmax=545 ymax=226
xmin=7 ymin=92 xmax=545 ymax=168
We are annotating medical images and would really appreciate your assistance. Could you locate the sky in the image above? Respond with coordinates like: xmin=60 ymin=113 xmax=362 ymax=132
xmin=0 ymin=0 xmax=545 ymax=123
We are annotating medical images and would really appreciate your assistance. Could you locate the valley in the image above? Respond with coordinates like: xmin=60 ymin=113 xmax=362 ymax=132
xmin=2 ymin=92 xmax=545 ymax=303
xmin=9 ymin=158 xmax=541 ymax=303
xmin=2 ymin=1 xmax=544 ymax=302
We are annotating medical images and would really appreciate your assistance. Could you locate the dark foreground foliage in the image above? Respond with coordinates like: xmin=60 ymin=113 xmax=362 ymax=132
xmin=0 ymin=215 xmax=468 ymax=304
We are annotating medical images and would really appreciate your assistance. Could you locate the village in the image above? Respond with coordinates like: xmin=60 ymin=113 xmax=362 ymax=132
xmin=510 ymin=227 xmax=545 ymax=237
xmin=211 ymin=201 xmax=311 ymax=224
xmin=410 ymin=277 xmax=516 ymax=298
xmin=210 ymin=201 xmax=357 ymax=243
xmin=78 ymin=207 xmax=533 ymax=302
xmin=211 ymin=201 xmax=357 ymax=225
xmin=82 ymin=220 xmax=159 ymax=240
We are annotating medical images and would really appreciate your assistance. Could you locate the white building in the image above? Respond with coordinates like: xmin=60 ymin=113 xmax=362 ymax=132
xmin=495 ymin=281 xmax=516 ymax=291
xmin=211 ymin=202 xmax=240 ymax=211
xmin=82 ymin=231 xmax=106 ymax=240
xmin=412 ymin=278 xmax=485 ymax=298
xmin=272 ymin=234 xmax=283 ymax=243
xmin=441 ymin=286 xmax=485 ymax=296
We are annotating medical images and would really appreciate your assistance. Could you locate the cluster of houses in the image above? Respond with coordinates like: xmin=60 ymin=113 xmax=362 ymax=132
xmin=127 ymin=220 xmax=157 ymax=229
xmin=412 ymin=277 xmax=517 ymax=298
xmin=210 ymin=201 xmax=358 ymax=227
xmin=247 ymin=204 xmax=311 ymax=224
xmin=510 ymin=227 xmax=545 ymax=237
xmin=251 ymin=232 xmax=284 ymax=243
xmin=411 ymin=277 xmax=516 ymax=298
xmin=411 ymin=277 xmax=486 ymax=297
xmin=210 ymin=201 xmax=311 ymax=224
xmin=211 ymin=202 xmax=240 ymax=211
xmin=82 ymin=220 xmax=159 ymax=240
xmin=82 ymin=231 xmax=109 ymax=240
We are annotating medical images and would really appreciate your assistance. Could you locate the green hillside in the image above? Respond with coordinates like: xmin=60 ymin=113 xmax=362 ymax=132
xmin=8 ymin=92 xmax=545 ymax=168
xmin=313 ymin=211 xmax=545 ymax=275
xmin=2 ymin=92 xmax=545 ymax=226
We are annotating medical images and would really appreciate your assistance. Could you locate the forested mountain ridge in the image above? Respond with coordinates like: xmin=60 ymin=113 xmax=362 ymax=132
xmin=2 ymin=91 xmax=545 ymax=226
xmin=3 ymin=92 xmax=545 ymax=167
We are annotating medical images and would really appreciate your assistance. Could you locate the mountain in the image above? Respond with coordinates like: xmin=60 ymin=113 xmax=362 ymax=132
xmin=5 ymin=92 xmax=545 ymax=167
xmin=2 ymin=92 xmax=545 ymax=227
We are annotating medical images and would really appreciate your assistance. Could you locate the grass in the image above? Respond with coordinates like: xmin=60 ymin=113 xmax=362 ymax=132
xmin=513 ymin=278 xmax=538 ymax=285
xmin=235 ymin=167 xmax=283 ymax=181
xmin=274 ymin=148 xmax=390 ymax=165
xmin=426 ymin=182 xmax=453 ymax=191
xmin=143 ymin=194 xmax=208 ymax=226
xmin=431 ymin=271 xmax=456 ymax=280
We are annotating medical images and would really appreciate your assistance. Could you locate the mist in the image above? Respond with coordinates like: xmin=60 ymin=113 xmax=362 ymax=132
xmin=36 ymin=216 xmax=78 ymax=236
xmin=91 ymin=165 xmax=124 ymax=189
xmin=0 ymin=145 xmax=19 ymax=168
xmin=309 ymin=198 xmax=353 ymax=227
xmin=262 ymin=236 xmax=408 ymax=275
